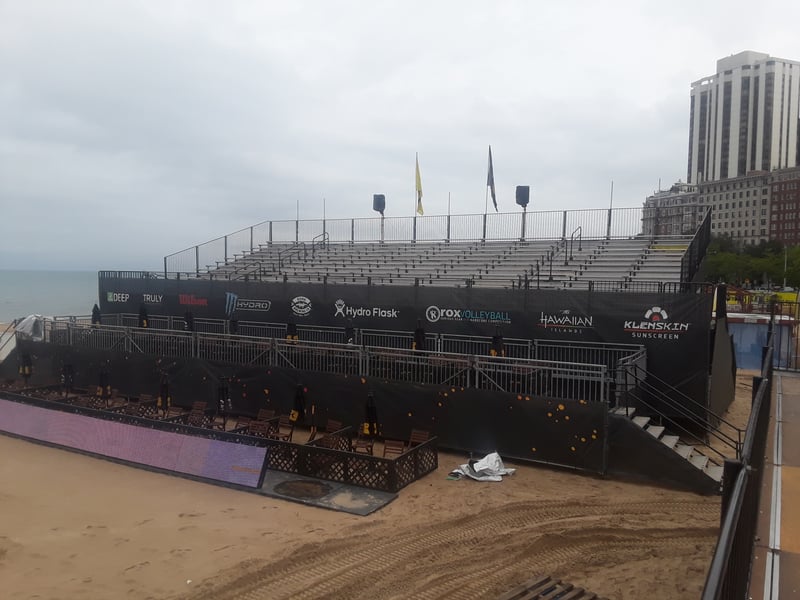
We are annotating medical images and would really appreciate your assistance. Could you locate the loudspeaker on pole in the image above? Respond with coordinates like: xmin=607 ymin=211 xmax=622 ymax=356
xmin=515 ymin=186 xmax=530 ymax=208
xmin=373 ymin=194 xmax=386 ymax=215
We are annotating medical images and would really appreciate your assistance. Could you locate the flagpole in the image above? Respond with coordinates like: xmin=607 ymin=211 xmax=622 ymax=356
xmin=413 ymin=152 xmax=418 ymax=242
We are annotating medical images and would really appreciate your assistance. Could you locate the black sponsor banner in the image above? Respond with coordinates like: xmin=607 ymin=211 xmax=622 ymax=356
xmin=98 ymin=278 xmax=712 ymax=404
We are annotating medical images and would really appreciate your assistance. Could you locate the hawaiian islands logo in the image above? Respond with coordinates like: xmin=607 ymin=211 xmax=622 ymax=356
xmin=425 ymin=305 xmax=511 ymax=324
xmin=623 ymin=306 xmax=690 ymax=340
xmin=334 ymin=298 xmax=398 ymax=319
xmin=537 ymin=309 xmax=593 ymax=334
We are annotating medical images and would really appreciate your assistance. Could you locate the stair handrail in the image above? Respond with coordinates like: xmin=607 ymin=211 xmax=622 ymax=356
xmin=627 ymin=384 xmax=736 ymax=463
xmin=630 ymin=364 xmax=743 ymax=440
xmin=278 ymin=242 xmax=307 ymax=273
xmin=0 ymin=320 xmax=16 ymax=356
xmin=565 ymin=226 xmax=582 ymax=265
xmin=311 ymin=232 xmax=329 ymax=256
xmin=625 ymin=366 xmax=742 ymax=460
xmin=634 ymin=366 xmax=743 ymax=454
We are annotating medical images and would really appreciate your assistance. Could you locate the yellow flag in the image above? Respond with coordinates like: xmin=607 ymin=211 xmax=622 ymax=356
xmin=415 ymin=153 xmax=424 ymax=215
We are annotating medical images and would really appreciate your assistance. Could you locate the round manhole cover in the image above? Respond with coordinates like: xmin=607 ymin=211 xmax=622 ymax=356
xmin=274 ymin=480 xmax=333 ymax=500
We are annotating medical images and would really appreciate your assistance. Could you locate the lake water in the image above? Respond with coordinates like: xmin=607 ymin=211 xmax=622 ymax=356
xmin=0 ymin=270 xmax=99 ymax=323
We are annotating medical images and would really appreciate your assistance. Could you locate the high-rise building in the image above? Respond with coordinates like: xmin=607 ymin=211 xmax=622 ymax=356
xmin=687 ymin=51 xmax=800 ymax=184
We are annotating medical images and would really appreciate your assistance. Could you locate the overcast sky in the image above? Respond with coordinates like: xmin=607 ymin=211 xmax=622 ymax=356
xmin=2 ymin=1 xmax=799 ymax=271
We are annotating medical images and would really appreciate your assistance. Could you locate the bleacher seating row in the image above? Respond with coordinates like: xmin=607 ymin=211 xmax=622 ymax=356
xmin=200 ymin=236 xmax=690 ymax=288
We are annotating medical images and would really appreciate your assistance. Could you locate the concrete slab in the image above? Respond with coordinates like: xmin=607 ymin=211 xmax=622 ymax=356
xmin=257 ymin=470 xmax=396 ymax=516
xmin=779 ymin=550 xmax=800 ymax=597
xmin=782 ymin=465 xmax=800 ymax=554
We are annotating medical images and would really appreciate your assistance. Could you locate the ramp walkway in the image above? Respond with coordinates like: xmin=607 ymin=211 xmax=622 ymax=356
xmin=750 ymin=371 xmax=800 ymax=598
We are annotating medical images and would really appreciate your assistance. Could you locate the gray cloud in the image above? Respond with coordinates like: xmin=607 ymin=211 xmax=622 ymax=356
xmin=2 ymin=0 xmax=799 ymax=270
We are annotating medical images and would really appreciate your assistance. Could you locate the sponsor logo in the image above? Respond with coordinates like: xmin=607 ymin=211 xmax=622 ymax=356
xmin=333 ymin=298 xmax=399 ymax=319
xmin=225 ymin=292 xmax=272 ymax=317
xmin=623 ymin=306 xmax=690 ymax=340
xmin=291 ymin=296 xmax=312 ymax=316
xmin=425 ymin=305 xmax=511 ymax=325
xmin=106 ymin=292 xmax=130 ymax=303
xmin=179 ymin=294 xmax=208 ymax=307
xmin=537 ymin=309 xmax=594 ymax=334
xmin=142 ymin=293 xmax=163 ymax=304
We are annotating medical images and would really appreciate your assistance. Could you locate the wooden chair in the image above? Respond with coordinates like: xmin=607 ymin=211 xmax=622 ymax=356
xmin=187 ymin=401 xmax=209 ymax=428
xmin=324 ymin=419 xmax=343 ymax=434
xmin=247 ymin=420 xmax=273 ymax=438
xmin=256 ymin=408 xmax=275 ymax=421
xmin=382 ymin=439 xmax=405 ymax=459
xmin=408 ymin=429 xmax=430 ymax=449
xmin=272 ymin=414 xmax=294 ymax=442
xmin=230 ymin=416 xmax=251 ymax=433
xmin=352 ymin=433 xmax=375 ymax=455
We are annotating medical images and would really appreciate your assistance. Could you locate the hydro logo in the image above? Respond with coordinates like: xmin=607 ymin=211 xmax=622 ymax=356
xmin=225 ymin=292 xmax=272 ymax=317
xmin=291 ymin=296 xmax=312 ymax=316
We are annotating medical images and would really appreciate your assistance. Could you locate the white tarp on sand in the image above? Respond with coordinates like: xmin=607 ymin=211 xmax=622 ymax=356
xmin=450 ymin=452 xmax=516 ymax=482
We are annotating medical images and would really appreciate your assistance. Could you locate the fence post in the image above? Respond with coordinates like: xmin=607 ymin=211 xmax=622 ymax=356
xmin=269 ymin=221 xmax=273 ymax=244
xmin=224 ymin=235 xmax=228 ymax=264
xmin=606 ymin=207 xmax=613 ymax=240
xmin=250 ymin=226 xmax=254 ymax=252
xmin=413 ymin=216 xmax=417 ymax=243
xmin=195 ymin=246 xmax=200 ymax=277
xmin=482 ymin=213 xmax=487 ymax=242
xmin=163 ymin=256 xmax=167 ymax=280
xmin=561 ymin=211 xmax=567 ymax=241
xmin=751 ymin=376 xmax=764 ymax=406
xmin=295 ymin=219 xmax=299 ymax=242
xmin=720 ymin=459 xmax=743 ymax=527
xmin=351 ymin=219 xmax=355 ymax=243
xmin=446 ymin=214 xmax=451 ymax=242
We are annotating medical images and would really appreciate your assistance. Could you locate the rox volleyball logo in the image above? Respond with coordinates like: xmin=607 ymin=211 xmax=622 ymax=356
xmin=623 ymin=306 xmax=690 ymax=340
xmin=425 ymin=305 xmax=511 ymax=324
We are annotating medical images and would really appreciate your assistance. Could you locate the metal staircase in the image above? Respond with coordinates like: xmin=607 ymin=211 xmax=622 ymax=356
xmin=611 ymin=405 xmax=725 ymax=482
xmin=613 ymin=366 xmax=743 ymax=486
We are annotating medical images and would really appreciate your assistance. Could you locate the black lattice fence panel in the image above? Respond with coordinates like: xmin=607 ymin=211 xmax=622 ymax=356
xmin=265 ymin=441 xmax=300 ymax=472
xmin=299 ymin=445 xmax=349 ymax=482
xmin=347 ymin=454 xmax=391 ymax=490
xmin=393 ymin=440 xmax=438 ymax=490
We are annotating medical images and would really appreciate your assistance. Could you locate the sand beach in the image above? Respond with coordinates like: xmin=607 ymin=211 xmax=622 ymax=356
xmin=0 ymin=373 xmax=756 ymax=599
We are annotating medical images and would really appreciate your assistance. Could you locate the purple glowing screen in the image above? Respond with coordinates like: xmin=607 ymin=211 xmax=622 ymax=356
xmin=0 ymin=399 xmax=266 ymax=488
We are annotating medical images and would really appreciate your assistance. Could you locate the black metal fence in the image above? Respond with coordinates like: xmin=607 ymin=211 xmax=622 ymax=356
xmin=701 ymin=328 xmax=774 ymax=599
xmin=42 ymin=321 xmax=643 ymax=403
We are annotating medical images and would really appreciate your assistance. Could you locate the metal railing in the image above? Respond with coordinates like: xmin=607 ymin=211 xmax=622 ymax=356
xmin=164 ymin=208 xmax=648 ymax=277
xmin=681 ymin=207 xmax=712 ymax=283
xmin=622 ymin=365 xmax=743 ymax=462
xmin=40 ymin=321 xmax=639 ymax=402
xmin=702 ymin=327 xmax=775 ymax=599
